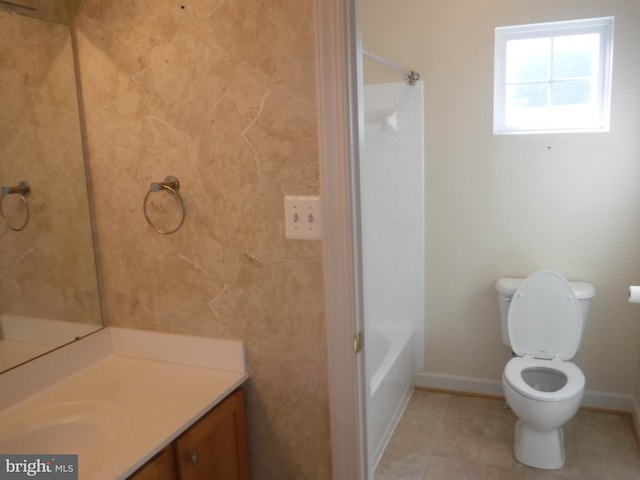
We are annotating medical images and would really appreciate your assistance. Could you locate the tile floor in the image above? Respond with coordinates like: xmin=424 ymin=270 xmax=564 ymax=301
xmin=375 ymin=389 xmax=640 ymax=480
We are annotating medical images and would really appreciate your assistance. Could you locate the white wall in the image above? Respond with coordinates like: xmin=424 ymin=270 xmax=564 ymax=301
xmin=363 ymin=0 xmax=640 ymax=396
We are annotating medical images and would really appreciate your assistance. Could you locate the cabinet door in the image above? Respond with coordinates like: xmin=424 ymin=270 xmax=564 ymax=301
xmin=128 ymin=446 xmax=178 ymax=480
xmin=174 ymin=388 xmax=250 ymax=480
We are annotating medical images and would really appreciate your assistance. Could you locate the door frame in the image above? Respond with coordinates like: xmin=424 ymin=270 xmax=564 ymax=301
xmin=315 ymin=0 xmax=368 ymax=478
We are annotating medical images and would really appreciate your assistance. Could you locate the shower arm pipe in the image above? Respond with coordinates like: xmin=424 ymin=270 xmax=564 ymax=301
xmin=362 ymin=50 xmax=420 ymax=86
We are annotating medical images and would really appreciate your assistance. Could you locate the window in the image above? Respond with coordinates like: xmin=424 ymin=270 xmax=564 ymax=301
xmin=494 ymin=17 xmax=614 ymax=135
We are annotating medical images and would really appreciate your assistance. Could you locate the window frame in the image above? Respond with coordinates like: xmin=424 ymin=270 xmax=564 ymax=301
xmin=494 ymin=16 xmax=614 ymax=135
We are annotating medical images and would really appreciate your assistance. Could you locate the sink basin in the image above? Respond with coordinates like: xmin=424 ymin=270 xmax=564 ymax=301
xmin=0 ymin=401 xmax=128 ymax=458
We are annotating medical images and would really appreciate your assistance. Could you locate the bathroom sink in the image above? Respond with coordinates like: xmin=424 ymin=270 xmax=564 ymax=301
xmin=0 ymin=401 xmax=128 ymax=457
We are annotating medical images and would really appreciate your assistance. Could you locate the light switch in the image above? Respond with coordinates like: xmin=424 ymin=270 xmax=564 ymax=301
xmin=284 ymin=195 xmax=322 ymax=240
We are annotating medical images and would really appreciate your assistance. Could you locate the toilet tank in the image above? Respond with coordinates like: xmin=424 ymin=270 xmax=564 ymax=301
xmin=495 ymin=276 xmax=595 ymax=347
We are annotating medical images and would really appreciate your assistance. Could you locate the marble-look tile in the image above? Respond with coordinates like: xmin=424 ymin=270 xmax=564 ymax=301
xmin=430 ymin=413 xmax=487 ymax=462
xmin=421 ymin=455 xmax=476 ymax=480
xmin=528 ymin=447 xmax=582 ymax=479
xmin=375 ymin=447 xmax=429 ymax=480
xmin=74 ymin=0 xmax=329 ymax=478
xmin=388 ymin=409 xmax=443 ymax=454
xmin=474 ymin=463 xmax=529 ymax=480
xmin=408 ymin=388 xmax=451 ymax=412
xmin=478 ymin=422 xmax=522 ymax=470
xmin=446 ymin=394 xmax=504 ymax=419
xmin=580 ymin=455 xmax=640 ymax=480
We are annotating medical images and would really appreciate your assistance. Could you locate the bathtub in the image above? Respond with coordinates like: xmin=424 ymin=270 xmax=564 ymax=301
xmin=366 ymin=325 xmax=414 ymax=470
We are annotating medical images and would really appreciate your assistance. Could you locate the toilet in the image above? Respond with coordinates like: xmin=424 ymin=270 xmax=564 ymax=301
xmin=496 ymin=270 xmax=595 ymax=470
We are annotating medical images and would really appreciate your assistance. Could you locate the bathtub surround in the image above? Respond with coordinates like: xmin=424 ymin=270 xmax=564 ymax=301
xmin=74 ymin=1 xmax=329 ymax=479
xmin=360 ymin=80 xmax=425 ymax=471
xmin=361 ymin=80 xmax=425 ymax=370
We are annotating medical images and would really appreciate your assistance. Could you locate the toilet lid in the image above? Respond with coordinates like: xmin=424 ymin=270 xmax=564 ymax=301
xmin=508 ymin=270 xmax=583 ymax=360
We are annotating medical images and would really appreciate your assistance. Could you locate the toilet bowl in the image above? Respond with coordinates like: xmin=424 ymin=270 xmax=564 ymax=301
xmin=496 ymin=271 xmax=595 ymax=470
xmin=503 ymin=357 xmax=584 ymax=468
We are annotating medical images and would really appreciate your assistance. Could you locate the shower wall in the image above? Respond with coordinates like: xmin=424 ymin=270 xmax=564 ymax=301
xmin=361 ymin=81 xmax=425 ymax=372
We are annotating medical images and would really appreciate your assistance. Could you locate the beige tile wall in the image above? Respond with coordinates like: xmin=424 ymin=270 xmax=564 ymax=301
xmin=75 ymin=1 xmax=330 ymax=478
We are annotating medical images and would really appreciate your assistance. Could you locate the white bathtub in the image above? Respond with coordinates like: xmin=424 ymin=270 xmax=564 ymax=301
xmin=366 ymin=325 xmax=414 ymax=470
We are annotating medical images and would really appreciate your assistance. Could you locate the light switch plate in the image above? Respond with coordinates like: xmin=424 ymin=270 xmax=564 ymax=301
xmin=284 ymin=195 xmax=322 ymax=240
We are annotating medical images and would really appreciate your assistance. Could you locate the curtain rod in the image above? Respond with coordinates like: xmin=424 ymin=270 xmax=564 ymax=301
xmin=362 ymin=50 xmax=420 ymax=86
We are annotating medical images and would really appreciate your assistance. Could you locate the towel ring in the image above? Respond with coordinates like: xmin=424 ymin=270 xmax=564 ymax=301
xmin=143 ymin=176 xmax=185 ymax=234
xmin=0 ymin=181 xmax=31 ymax=232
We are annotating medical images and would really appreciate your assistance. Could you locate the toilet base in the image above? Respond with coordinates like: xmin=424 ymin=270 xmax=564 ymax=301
xmin=514 ymin=419 xmax=565 ymax=470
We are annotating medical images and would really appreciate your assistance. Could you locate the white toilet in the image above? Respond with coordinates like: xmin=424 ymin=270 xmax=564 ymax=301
xmin=496 ymin=270 xmax=595 ymax=470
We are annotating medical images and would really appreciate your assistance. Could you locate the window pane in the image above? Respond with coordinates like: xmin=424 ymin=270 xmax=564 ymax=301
xmin=507 ymin=83 xmax=549 ymax=108
xmin=553 ymin=33 xmax=600 ymax=79
xmin=506 ymin=37 xmax=551 ymax=82
xmin=551 ymin=79 xmax=593 ymax=105
xmin=494 ymin=17 xmax=613 ymax=134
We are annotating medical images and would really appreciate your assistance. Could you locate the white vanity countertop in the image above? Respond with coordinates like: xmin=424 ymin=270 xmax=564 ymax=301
xmin=0 ymin=327 xmax=249 ymax=479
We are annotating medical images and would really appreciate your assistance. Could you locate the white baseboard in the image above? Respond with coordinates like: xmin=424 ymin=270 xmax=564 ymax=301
xmin=414 ymin=371 xmax=636 ymax=413
xmin=582 ymin=389 xmax=636 ymax=412
xmin=414 ymin=372 xmax=504 ymax=397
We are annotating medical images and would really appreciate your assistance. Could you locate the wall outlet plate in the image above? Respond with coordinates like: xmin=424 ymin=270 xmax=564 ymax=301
xmin=284 ymin=195 xmax=322 ymax=240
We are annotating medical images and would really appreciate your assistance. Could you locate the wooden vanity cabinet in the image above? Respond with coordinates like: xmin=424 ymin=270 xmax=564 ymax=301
xmin=129 ymin=387 xmax=249 ymax=480
xmin=128 ymin=447 xmax=177 ymax=480
xmin=174 ymin=387 xmax=250 ymax=480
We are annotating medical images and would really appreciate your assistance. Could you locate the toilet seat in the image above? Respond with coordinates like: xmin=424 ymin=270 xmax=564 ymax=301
xmin=504 ymin=356 xmax=585 ymax=402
